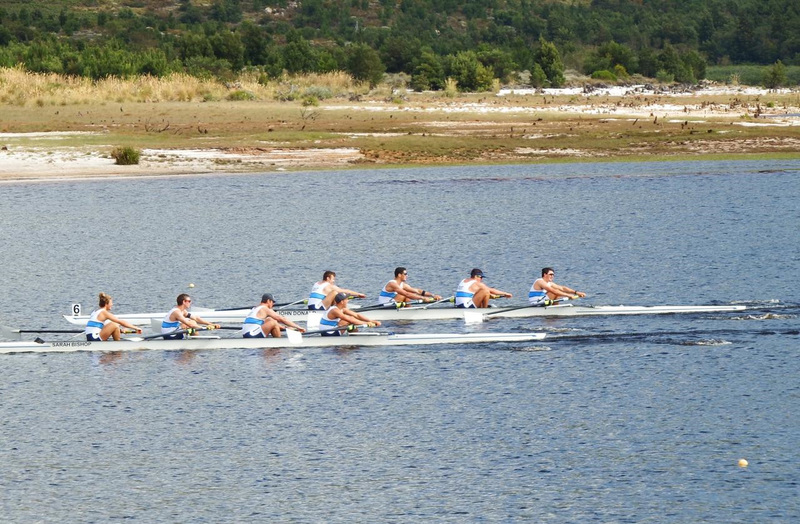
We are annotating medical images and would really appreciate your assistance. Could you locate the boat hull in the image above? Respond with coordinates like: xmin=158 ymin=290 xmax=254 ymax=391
xmin=63 ymin=304 xmax=746 ymax=325
xmin=0 ymin=332 xmax=546 ymax=354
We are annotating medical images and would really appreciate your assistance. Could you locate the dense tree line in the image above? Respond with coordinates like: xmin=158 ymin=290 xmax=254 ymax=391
xmin=0 ymin=0 xmax=798 ymax=89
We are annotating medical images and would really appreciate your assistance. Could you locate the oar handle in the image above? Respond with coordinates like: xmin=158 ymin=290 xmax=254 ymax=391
xmin=142 ymin=325 xmax=216 ymax=340
xmin=299 ymin=322 xmax=379 ymax=337
xmin=357 ymin=300 xmax=423 ymax=313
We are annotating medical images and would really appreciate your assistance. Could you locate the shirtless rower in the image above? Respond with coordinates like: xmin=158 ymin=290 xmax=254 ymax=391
xmin=84 ymin=292 xmax=142 ymax=341
xmin=378 ymin=267 xmax=442 ymax=305
xmin=529 ymin=267 xmax=586 ymax=305
xmin=454 ymin=268 xmax=512 ymax=308
xmin=241 ymin=293 xmax=306 ymax=338
xmin=307 ymin=270 xmax=366 ymax=311
xmin=161 ymin=293 xmax=220 ymax=340
xmin=319 ymin=292 xmax=381 ymax=336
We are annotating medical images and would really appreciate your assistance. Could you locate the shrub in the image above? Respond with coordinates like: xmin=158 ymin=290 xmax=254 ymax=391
xmin=111 ymin=146 xmax=140 ymax=165
xmin=591 ymin=70 xmax=617 ymax=81
xmin=227 ymin=89 xmax=256 ymax=101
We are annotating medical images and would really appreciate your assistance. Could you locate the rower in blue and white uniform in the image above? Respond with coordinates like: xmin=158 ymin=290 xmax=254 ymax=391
xmin=454 ymin=268 xmax=512 ymax=308
xmin=320 ymin=293 xmax=380 ymax=336
xmin=529 ymin=267 xmax=586 ymax=305
xmin=379 ymin=267 xmax=441 ymax=305
xmin=307 ymin=270 xmax=366 ymax=310
xmin=528 ymin=286 xmax=550 ymax=306
xmin=84 ymin=292 xmax=142 ymax=341
xmin=241 ymin=293 xmax=304 ymax=338
xmin=161 ymin=293 xmax=219 ymax=340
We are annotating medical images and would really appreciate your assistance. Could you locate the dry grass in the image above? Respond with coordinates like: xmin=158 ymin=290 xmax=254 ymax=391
xmin=0 ymin=68 xmax=368 ymax=106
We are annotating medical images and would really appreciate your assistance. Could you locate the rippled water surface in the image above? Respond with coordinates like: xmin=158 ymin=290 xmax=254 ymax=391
xmin=1 ymin=160 xmax=798 ymax=522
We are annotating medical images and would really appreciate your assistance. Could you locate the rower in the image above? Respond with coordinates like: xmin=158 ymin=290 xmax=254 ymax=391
xmin=320 ymin=292 xmax=380 ymax=336
xmin=378 ymin=267 xmax=442 ymax=306
xmin=307 ymin=270 xmax=366 ymax=311
xmin=241 ymin=293 xmax=305 ymax=338
xmin=455 ymin=268 xmax=512 ymax=308
xmin=84 ymin=292 xmax=142 ymax=341
xmin=161 ymin=293 xmax=220 ymax=339
xmin=529 ymin=267 xmax=586 ymax=305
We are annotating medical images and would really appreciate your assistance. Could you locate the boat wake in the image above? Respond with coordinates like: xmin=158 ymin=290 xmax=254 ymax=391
xmin=553 ymin=327 xmax=798 ymax=347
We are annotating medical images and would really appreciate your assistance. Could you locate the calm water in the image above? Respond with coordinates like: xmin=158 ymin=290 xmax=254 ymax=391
xmin=1 ymin=160 xmax=798 ymax=522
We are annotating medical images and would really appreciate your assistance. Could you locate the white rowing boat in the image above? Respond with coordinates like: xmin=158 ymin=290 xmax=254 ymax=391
xmin=0 ymin=332 xmax=545 ymax=355
xmin=62 ymin=303 xmax=746 ymax=325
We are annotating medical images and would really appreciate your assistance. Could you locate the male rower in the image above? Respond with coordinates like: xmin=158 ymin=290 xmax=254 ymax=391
xmin=307 ymin=270 xmax=366 ymax=310
xmin=455 ymin=268 xmax=512 ymax=308
xmin=378 ymin=267 xmax=442 ymax=305
xmin=319 ymin=292 xmax=381 ymax=336
xmin=529 ymin=267 xmax=586 ymax=305
xmin=241 ymin=293 xmax=306 ymax=338
xmin=161 ymin=293 xmax=220 ymax=340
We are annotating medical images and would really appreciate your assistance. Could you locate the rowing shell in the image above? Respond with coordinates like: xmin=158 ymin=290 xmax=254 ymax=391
xmin=62 ymin=303 xmax=746 ymax=325
xmin=0 ymin=332 xmax=546 ymax=355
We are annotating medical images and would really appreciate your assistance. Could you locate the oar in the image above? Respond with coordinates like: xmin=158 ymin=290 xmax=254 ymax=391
xmin=356 ymin=300 xmax=424 ymax=313
xmin=464 ymin=295 xmax=584 ymax=324
xmin=420 ymin=296 xmax=455 ymax=309
xmin=0 ymin=325 xmax=138 ymax=340
xmin=140 ymin=325 xmax=217 ymax=340
xmin=212 ymin=299 xmax=307 ymax=312
xmin=285 ymin=322 xmax=382 ymax=344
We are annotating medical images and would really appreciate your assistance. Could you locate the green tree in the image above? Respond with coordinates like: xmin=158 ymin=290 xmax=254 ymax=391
xmin=763 ymin=60 xmax=787 ymax=88
xmin=411 ymin=49 xmax=444 ymax=91
xmin=534 ymin=37 xmax=565 ymax=87
xmin=445 ymin=50 xmax=494 ymax=92
xmin=347 ymin=43 xmax=385 ymax=87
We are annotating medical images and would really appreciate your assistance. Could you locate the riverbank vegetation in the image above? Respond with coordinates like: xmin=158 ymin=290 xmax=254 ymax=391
xmin=0 ymin=0 xmax=799 ymax=91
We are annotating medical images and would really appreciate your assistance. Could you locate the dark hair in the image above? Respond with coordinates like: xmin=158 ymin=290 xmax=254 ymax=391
xmin=98 ymin=292 xmax=112 ymax=307
xmin=542 ymin=267 xmax=554 ymax=277
xmin=394 ymin=267 xmax=407 ymax=277
xmin=177 ymin=293 xmax=191 ymax=305
xmin=323 ymin=270 xmax=336 ymax=280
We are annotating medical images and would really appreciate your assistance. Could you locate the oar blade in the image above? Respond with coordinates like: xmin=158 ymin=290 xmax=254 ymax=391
xmin=286 ymin=329 xmax=303 ymax=345
xmin=463 ymin=310 xmax=485 ymax=324
xmin=0 ymin=325 xmax=22 ymax=340
xmin=307 ymin=312 xmax=322 ymax=330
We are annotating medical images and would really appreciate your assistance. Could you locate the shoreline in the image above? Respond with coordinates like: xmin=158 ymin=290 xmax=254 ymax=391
xmin=2 ymin=85 xmax=799 ymax=182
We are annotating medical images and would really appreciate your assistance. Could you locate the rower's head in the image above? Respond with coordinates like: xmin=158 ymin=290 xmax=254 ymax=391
xmin=261 ymin=293 xmax=275 ymax=305
xmin=177 ymin=293 xmax=192 ymax=307
xmin=394 ymin=267 xmax=408 ymax=278
xmin=98 ymin=292 xmax=112 ymax=308
xmin=470 ymin=268 xmax=485 ymax=280
xmin=323 ymin=270 xmax=336 ymax=282
xmin=334 ymin=292 xmax=348 ymax=305
xmin=541 ymin=267 xmax=555 ymax=278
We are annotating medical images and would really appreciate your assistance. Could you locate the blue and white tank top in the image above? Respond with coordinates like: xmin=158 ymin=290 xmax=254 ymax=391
xmin=161 ymin=307 xmax=186 ymax=334
xmin=84 ymin=309 xmax=105 ymax=337
xmin=320 ymin=306 xmax=341 ymax=333
xmin=241 ymin=305 xmax=266 ymax=336
xmin=528 ymin=281 xmax=549 ymax=306
xmin=455 ymin=279 xmax=476 ymax=308
xmin=308 ymin=281 xmax=329 ymax=310
xmin=378 ymin=280 xmax=401 ymax=304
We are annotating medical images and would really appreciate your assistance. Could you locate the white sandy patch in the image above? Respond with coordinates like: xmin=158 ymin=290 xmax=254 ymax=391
xmin=735 ymin=120 xmax=800 ymax=127
xmin=0 ymin=146 xmax=363 ymax=182
xmin=0 ymin=131 xmax=100 ymax=139
xmin=515 ymin=147 xmax=603 ymax=157
xmin=325 ymin=85 xmax=800 ymax=122
xmin=500 ymin=85 xmax=798 ymax=97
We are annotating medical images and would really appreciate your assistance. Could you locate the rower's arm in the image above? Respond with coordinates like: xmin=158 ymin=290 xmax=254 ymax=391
xmin=338 ymin=287 xmax=366 ymax=299
xmin=271 ymin=311 xmax=305 ymax=332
